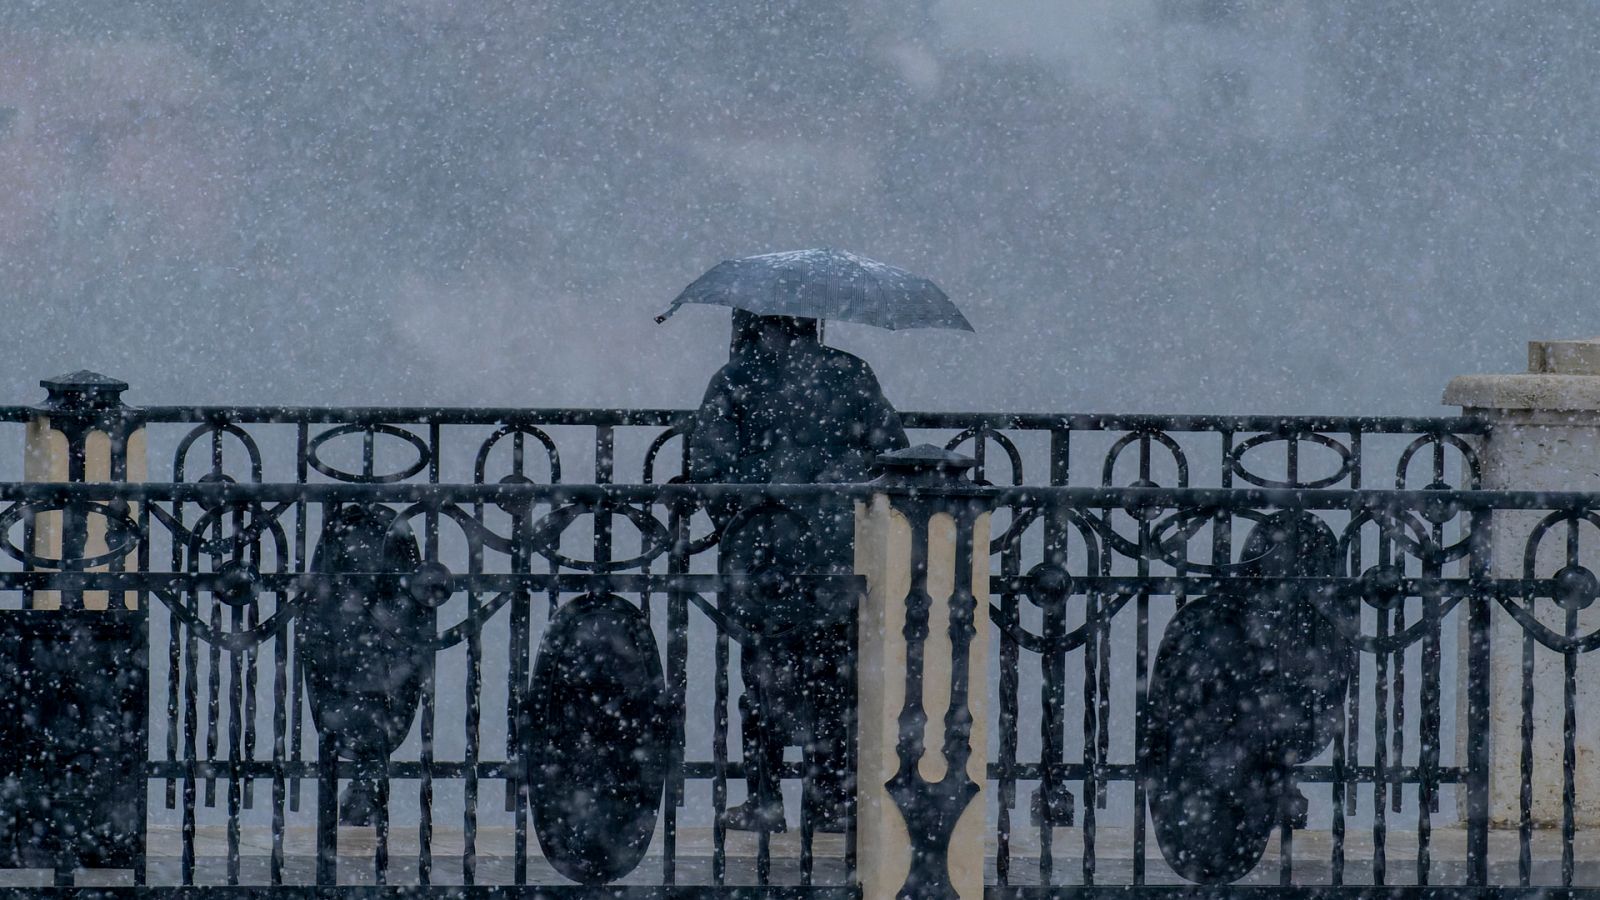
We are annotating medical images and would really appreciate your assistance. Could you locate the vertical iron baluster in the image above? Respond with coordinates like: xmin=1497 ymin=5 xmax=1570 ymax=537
xmin=242 ymin=509 xmax=260 ymax=813
xmin=1564 ymin=522 xmax=1579 ymax=887
xmin=243 ymin=595 xmax=259 ymax=811
xmin=133 ymin=488 xmax=149 ymax=887
xmin=420 ymin=422 xmax=440 ymax=887
xmin=375 ymin=756 xmax=389 ymax=886
xmin=663 ymin=496 xmax=689 ymax=886
xmin=996 ymin=581 xmax=1018 ymax=887
xmin=271 ymin=588 xmax=287 ymax=887
xmin=1373 ymin=582 xmax=1390 ymax=886
xmin=509 ymin=491 xmax=531 ymax=885
xmin=1347 ymin=436 xmax=1363 ymax=818
xmin=713 ymin=625 xmax=729 ymax=886
xmin=463 ymin=548 xmax=483 ymax=886
xmin=290 ymin=423 xmax=309 ymax=811
xmin=1392 ymin=599 xmax=1405 ymax=816
xmin=206 ymin=509 xmax=222 ymax=808
xmin=801 ymin=726 xmax=814 ymax=886
xmin=1418 ymin=587 xmax=1440 ymax=886
xmin=1466 ymin=509 xmax=1492 ymax=887
xmin=594 ymin=426 xmax=614 ymax=565
xmin=182 ymin=581 xmax=199 ymax=885
xmin=166 ymin=544 xmax=182 ymax=810
xmin=1332 ymin=672 xmax=1347 ymax=886
xmin=227 ymin=604 xmax=242 ymax=885
xmin=225 ymin=503 xmax=244 ymax=884
xmin=1080 ymin=588 xmax=1098 ymax=888
xmin=165 ymin=467 xmax=187 ymax=810
xmin=1519 ymin=588 xmax=1534 ymax=886
xmin=315 ymin=738 xmax=338 ymax=886
xmin=1131 ymin=435 xmax=1152 ymax=886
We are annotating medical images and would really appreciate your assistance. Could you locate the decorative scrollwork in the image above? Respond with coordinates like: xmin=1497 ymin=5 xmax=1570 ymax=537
xmin=306 ymin=424 xmax=431 ymax=483
xmin=0 ymin=500 xmax=144 ymax=569
xmin=1229 ymin=431 xmax=1353 ymax=490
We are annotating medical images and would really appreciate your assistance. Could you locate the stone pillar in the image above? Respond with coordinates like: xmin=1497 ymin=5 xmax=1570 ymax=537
xmin=1446 ymin=339 xmax=1600 ymax=827
xmin=854 ymin=445 xmax=991 ymax=900
xmin=24 ymin=371 xmax=146 ymax=610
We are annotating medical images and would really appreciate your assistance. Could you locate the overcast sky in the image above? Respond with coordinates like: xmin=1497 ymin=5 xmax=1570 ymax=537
xmin=1 ymin=0 xmax=1594 ymax=414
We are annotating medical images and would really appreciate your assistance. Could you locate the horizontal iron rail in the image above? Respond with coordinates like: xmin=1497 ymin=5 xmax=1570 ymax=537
xmin=146 ymin=759 xmax=807 ymax=781
xmin=993 ymin=762 xmax=1466 ymax=784
xmin=0 ymin=404 xmax=1492 ymax=433
xmin=0 ymin=883 xmax=864 ymax=890
xmin=0 ymin=572 xmax=866 ymax=594
xmin=8 ymin=479 xmax=1600 ymax=513
xmin=985 ymin=883 xmax=1600 ymax=890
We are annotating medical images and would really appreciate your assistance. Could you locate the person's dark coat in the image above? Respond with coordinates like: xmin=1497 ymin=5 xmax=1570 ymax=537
xmin=686 ymin=313 xmax=907 ymax=830
xmin=688 ymin=313 xmax=908 ymax=558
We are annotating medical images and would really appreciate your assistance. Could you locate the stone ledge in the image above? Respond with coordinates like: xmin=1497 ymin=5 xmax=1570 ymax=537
xmin=1445 ymin=374 xmax=1600 ymax=414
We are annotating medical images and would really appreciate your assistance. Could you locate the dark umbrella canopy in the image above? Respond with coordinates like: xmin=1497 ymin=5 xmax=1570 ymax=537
xmin=656 ymin=247 xmax=974 ymax=331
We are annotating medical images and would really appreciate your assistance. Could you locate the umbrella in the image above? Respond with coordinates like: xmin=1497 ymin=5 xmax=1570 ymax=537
xmin=655 ymin=247 xmax=974 ymax=332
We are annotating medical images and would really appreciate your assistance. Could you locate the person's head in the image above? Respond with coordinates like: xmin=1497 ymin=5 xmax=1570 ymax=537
xmin=730 ymin=311 xmax=820 ymax=358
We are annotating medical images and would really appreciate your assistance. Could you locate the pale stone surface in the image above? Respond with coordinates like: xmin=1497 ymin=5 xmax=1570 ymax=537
xmin=1444 ymin=374 xmax=1600 ymax=414
xmin=1529 ymin=338 xmax=1600 ymax=376
xmin=24 ymin=415 xmax=146 ymax=610
xmin=853 ymin=496 xmax=990 ymax=900
xmin=1446 ymin=341 xmax=1600 ymax=827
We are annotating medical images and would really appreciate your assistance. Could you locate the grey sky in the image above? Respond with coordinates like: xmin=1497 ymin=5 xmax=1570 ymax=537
xmin=1 ymin=1 xmax=1592 ymax=414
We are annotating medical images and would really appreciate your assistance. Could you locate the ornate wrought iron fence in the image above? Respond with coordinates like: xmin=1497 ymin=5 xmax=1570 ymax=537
xmin=11 ymin=379 xmax=1560 ymax=898
xmin=0 ymin=478 xmax=867 ymax=894
xmin=982 ymin=482 xmax=1600 ymax=894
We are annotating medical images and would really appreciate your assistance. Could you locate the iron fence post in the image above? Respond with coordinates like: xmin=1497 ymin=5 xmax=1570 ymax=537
xmin=2 ymin=372 xmax=148 ymax=884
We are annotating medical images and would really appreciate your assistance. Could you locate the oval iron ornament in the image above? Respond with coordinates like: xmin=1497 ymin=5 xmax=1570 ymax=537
xmin=524 ymin=593 xmax=668 ymax=884
xmin=1146 ymin=593 xmax=1281 ymax=883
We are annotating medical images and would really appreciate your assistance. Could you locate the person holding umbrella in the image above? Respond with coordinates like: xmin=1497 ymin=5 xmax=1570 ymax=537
xmin=660 ymin=248 xmax=972 ymax=833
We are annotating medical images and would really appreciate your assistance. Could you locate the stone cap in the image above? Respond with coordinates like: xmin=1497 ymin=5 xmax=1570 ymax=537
xmin=1446 ymin=340 xmax=1600 ymax=412
xmin=1530 ymin=338 xmax=1600 ymax=375
xmin=38 ymin=370 xmax=129 ymax=411
xmin=874 ymin=444 xmax=977 ymax=483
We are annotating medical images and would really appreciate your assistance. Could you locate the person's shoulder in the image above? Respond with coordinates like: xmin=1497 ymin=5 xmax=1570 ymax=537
xmin=818 ymin=345 xmax=875 ymax=374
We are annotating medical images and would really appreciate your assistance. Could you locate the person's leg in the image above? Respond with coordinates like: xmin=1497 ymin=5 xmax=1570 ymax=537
xmin=801 ymin=622 xmax=850 ymax=831
xmin=726 ymin=647 xmax=787 ymax=832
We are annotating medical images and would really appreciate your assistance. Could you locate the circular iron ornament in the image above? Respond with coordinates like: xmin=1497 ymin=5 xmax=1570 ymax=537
xmin=1147 ymin=593 xmax=1282 ymax=884
xmin=1023 ymin=563 xmax=1073 ymax=609
xmin=305 ymin=424 xmax=431 ymax=484
xmin=1359 ymin=564 xmax=1407 ymax=611
xmin=1122 ymin=479 xmax=1165 ymax=522
xmin=1419 ymin=481 xmax=1461 ymax=526
xmin=194 ymin=471 xmax=237 ymax=513
xmin=1553 ymin=565 xmax=1599 ymax=612
xmin=405 ymin=561 xmax=454 ymax=609
xmin=524 ymin=593 xmax=668 ymax=885
xmin=1228 ymin=431 xmax=1354 ymax=490
xmin=212 ymin=560 xmax=260 ymax=608
xmin=0 ymin=501 xmax=142 ymax=570
xmin=495 ymin=472 xmax=536 ymax=515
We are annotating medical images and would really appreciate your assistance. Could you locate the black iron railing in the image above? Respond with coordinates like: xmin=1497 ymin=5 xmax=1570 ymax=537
xmin=0 ymin=478 xmax=867 ymax=894
xmin=36 ymin=382 xmax=1600 ymax=898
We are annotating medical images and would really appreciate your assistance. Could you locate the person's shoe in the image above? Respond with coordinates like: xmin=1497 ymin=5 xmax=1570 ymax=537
xmin=808 ymin=803 xmax=848 ymax=833
xmin=1031 ymin=782 xmax=1076 ymax=828
xmin=1283 ymin=786 xmax=1310 ymax=830
xmin=339 ymin=778 xmax=380 ymax=827
xmin=724 ymin=800 xmax=787 ymax=833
